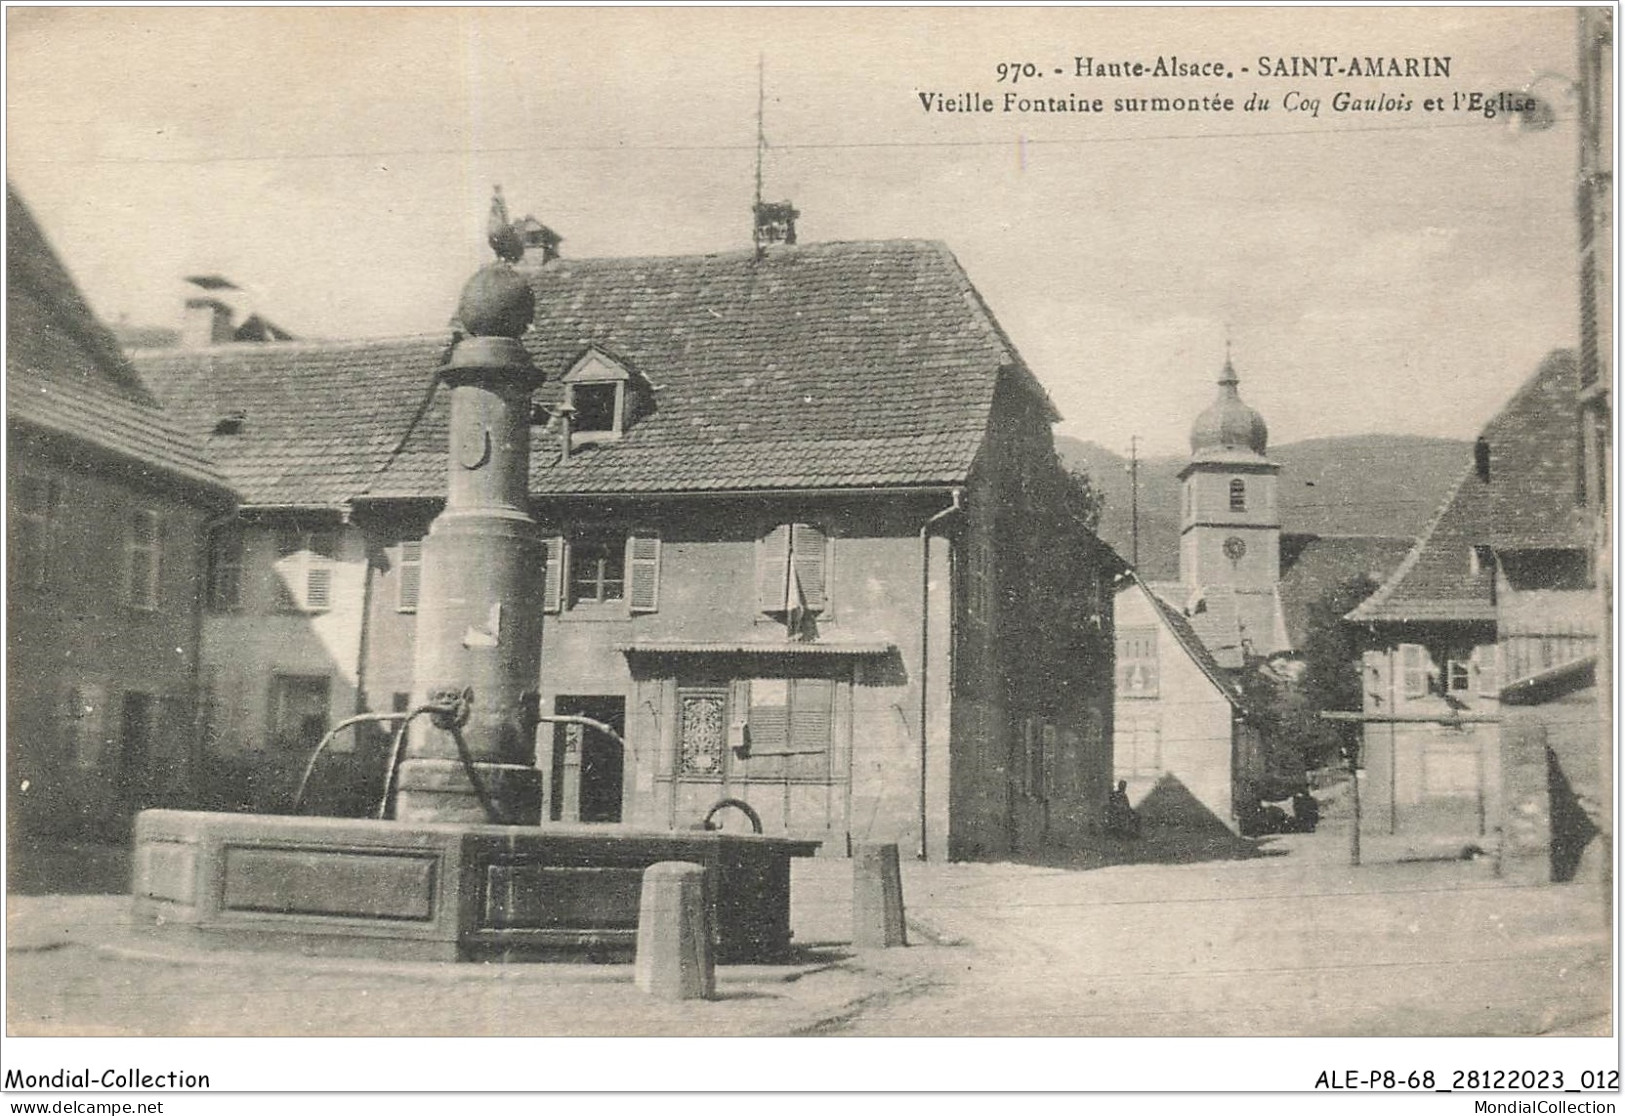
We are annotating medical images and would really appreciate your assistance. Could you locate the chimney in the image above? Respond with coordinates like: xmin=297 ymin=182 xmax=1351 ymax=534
xmin=181 ymin=275 xmax=241 ymax=348
xmin=515 ymin=216 xmax=562 ymax=264
xmin=183 ymin=297 xmax=233 ymax=348
xmin=753 ymin=200 xmax=799 ymax=253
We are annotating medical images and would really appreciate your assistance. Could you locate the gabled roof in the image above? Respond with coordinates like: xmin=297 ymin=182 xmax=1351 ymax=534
xmin=137 ymin=240 xmax=1048 ymax=507
xmin=1131 ymin=574 xmax=1246 ymax=710
xmin=369 ymin=241 xmax=1040 ymax=498
xmin=1348 ymin=351 xmax=1578 ymax=625
xmin=1277 ymin=534 xmax=1413 ymax=647
xmin=7 ymin=185 xmax=157 ymax=407
xmin=1482 ymin=350 xmax=1587 ymax=551
xmin=7 ymin=185 xmax=234 ymax=503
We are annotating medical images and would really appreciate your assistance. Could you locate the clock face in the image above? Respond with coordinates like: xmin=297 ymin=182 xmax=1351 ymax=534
xmin=1223 ymin=536 xmax=1247 ymax=561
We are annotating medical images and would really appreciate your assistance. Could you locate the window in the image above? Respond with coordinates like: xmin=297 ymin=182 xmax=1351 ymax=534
xmin=1447 ymin=657 xmax=1471 ymax=693
xmin=570 ymin=532 xmax=626 ymax=605
xmin=570 ymin=383 xmax=619 ymax=434
xmin=757 ymin=523 xmax=830 ymax=618
xmin=1116 ymin=627 xmax=1159 ymax=697
xmin=549 ymin=529 xmax=662 ymax=612
xmin=275 ymin=527 xmax=337 ymax=612
xmin=207 ymin=526 xmax=244 ymax=612
xmin=397 ymin=540 xmax=422 ymax=612
xmin=1229 ymin=478 xmax=1247 ymax=512
xmin=124 ymin=509 xmax=161 ymax=609
xmin=12 ymin=472 xmax=65 ymax=591
xmin=561 ymin=348 xmax=632 ymax=442
xmin=270 ymin=674 xmax=330 ymax=753
xmin=677 ymin=688 xmax=728 ymax=777
xmin=739 ymin=677 xmax=834 ymax=780
xmin=1399 ymin=643 xmax=1432 ymax=698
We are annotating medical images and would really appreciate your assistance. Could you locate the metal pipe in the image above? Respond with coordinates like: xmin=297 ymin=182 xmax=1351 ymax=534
xmin=292 ymin=711 xmax=409 ymax=814
xmin=918 ymin=488 xmax=964 ymax=861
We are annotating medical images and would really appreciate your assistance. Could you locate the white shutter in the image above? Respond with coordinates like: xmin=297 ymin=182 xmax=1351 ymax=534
xmin=627 ymin=532 xmax=661 ymax=613
xmin=543 ymin=536 xmax=564 ymax=613
xmin=791 ymin=523 xmax=827 ymax=612
xmin=398 ymin=540 xmax=422 ymax=612
xmin=757 ymin=524 xmax=791 ymax=613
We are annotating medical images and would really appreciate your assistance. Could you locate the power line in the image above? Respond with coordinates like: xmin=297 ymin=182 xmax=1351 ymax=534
xmin=6 ymin=112 xmax=1576 ymax=169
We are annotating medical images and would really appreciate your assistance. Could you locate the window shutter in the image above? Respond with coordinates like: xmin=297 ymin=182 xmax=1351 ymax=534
xmin=757 ymin=524 xmax=791 ymax=612
xmin=791 ymin=523 xmax=828 ymax=611
xmin=789 ymin=677 xmax=834 ymax=780
xmin=398 ymin=540 xmax=422 ymax=612
xmin=305 ymin=565 xmax=332 ymax=611
xmin=627 ymin=532 xmax=661 ymax=612
xmin=542 ymin=536 xmax=564 ymax=613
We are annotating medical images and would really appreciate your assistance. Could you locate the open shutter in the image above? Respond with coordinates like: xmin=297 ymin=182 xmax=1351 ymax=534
xmin=627 ymin=532 xmax=661 ymax=613
xmin=756 ymin=524 xmax=791 ymax=613
xmin=791 ymin=523 xmax=827 ymax=612
xmin=398 ymin=540 xmax=422 ymax=612
xmin=542 ymin=536 xmax=564 ymax=613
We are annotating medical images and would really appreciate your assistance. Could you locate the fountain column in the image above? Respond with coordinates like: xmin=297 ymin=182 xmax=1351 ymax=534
xmin=393 ymin=255 xmax=546 ymax=824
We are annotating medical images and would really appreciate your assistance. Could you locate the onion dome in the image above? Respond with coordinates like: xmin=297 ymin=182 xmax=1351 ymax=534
xmin=455 ymin=261 xmax=534 ymax=339
xmin=1190 ymin=356 xmax=1268 ymax=457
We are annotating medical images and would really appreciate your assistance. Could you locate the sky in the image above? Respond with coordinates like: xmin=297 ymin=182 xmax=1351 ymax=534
xmin=6 ymin=6 xmax=1585 ymax=457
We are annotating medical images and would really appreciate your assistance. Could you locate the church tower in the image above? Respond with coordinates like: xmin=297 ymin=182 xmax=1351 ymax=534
xmin=1178 ymin=354 xmax=1281 ymax=592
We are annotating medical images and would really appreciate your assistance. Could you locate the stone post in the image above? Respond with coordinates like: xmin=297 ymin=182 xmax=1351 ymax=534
xmin=634 ymin=861 xmax=714 ymax=1000
xmin=852 ymin=841 xmax=907 ymax=947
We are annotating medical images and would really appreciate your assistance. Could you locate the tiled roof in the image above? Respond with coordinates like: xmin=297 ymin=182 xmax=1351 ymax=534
xmin=1349 ymin=350 xmax=1579 ymax=624
xmin=1136 ymin=576 xmax=1245 ymax=710
xmin=7 ymin=375 xmax=233 ymax=501
xmin=134 ymin=241 xmax=1033 ymax=507
xmin=1482 ymin=350 xmax=1587 ymax=551
xmin=1277 ymin=534 xmax=1414 ymax=646
xmin=7 ymin=186 xmax=158 ymax=407
xmin=366 ymin=241 xmax=1029 ymax=499
xmin=1182 ymin=585 xmax=1288 ymax=668
xmin=134 ymin=335 xmax=444 ymax=506
xmin=7 ymin=185 xmax=233 ymax=501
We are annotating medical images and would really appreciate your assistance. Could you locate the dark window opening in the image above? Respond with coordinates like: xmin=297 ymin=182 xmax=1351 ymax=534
xmin=571 ymin=383 xmax=619 ymax=434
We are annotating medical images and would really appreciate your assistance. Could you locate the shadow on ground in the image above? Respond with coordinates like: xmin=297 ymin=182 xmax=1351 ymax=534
xmin=7 ymin=833 xmax=131 ymax=895
xmin=1008 ymin=775 xmax=1290 ymax=871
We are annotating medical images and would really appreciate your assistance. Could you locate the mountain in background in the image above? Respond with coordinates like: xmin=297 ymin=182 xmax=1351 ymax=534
xmin=1057 ymin=433 xmax=1472 ymax=581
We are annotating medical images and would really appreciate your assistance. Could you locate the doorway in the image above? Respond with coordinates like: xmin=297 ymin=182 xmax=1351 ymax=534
xmin=550 ymin=696 xmax=626 ymax=823
xmin=118 ymin=692 xmax=155 ymax=815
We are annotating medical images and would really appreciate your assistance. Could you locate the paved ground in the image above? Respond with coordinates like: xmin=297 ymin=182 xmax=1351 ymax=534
xmin=4 ymin=810 xmax=1612 ymax=1038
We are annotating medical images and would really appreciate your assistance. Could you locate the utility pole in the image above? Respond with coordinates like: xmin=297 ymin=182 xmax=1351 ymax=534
xmin=1128 ymin=435 xmax=1140 ymax=569
xmin=753 ymin=54 xmax=765 ymax=258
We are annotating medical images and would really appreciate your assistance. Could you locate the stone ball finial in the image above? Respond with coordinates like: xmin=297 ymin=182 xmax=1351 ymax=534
xmin=455 ymin=261 xmax=535 ymax=339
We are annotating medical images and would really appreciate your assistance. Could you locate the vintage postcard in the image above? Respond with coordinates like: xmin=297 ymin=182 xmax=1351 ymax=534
xmin=2 ymin=4 xmax=1615 ymax=1104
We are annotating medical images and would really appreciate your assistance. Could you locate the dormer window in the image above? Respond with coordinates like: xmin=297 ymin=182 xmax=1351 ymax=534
xmin=571 ymin=383 xmax=619 ymax=434
xmin=562 ymin=347 xmax=637 ymax=444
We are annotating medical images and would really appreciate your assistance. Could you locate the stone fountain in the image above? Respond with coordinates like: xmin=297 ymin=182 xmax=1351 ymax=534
xmin=131 ymin=216 xmax=819 ymax=963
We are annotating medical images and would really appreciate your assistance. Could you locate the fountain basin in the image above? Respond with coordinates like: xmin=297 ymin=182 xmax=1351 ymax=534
xmin=132 ymin=810 xmax=819 ymax=963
